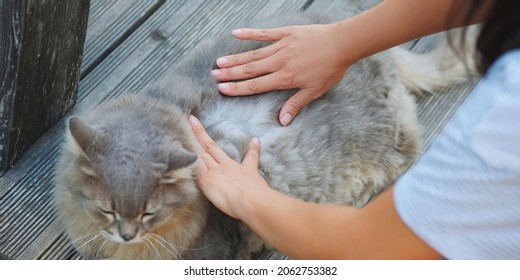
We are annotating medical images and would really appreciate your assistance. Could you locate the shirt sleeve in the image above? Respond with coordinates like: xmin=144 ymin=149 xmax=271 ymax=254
xmin=393 ymin=50 xmax=520 ymax=260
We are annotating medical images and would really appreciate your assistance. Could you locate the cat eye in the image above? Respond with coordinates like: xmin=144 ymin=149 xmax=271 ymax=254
xmin=141 ymin=212 xmax=156 ymax=223
xmin=98 ymin=208 xmax=115 ymax=216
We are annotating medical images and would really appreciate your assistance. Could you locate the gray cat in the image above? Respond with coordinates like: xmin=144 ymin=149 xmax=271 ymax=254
xmin=54 ymin=14 xmax=473 ymax=259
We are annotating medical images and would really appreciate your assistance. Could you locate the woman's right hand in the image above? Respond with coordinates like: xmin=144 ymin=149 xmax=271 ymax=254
xmin=211 ymin=24 xmax=353 ymax=126
xmin=210 ymin=0 xmax=472 ymax=126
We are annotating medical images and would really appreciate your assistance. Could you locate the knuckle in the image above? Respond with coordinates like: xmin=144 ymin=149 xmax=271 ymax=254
xmin=241 ymin=64 xmax=254 ymax=75
xmin=247 ymin=80 xmax=260 ymax=92
xmin=259 ymin=30 xmax=269 ymax=40
xmin=248 ymin=49 xmax=262 ymax=61
xmin=279 ymin=69 xmax=295 ymax=88
xmin=275 ymin=50 xmax=292 ymax=65
xmin=287 ymin=100 xmax=304 ymax=112
xmin=283 ymin=48 xmax=296 ymax=60
xmin=204 ymin=141 xmax=218 ymax=151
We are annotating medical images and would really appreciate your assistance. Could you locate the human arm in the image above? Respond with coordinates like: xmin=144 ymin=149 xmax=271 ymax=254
xmin=188 ymin=115 xmax=440 ymax=259
xmin=213 ymin=0 xmax=488 ymax=125
xmin=239 ymin=183 xmax=441 ymax=259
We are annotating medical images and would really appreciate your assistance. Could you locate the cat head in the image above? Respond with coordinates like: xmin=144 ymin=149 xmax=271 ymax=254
xmin=56 ymin=101 xmax=206 ymax=257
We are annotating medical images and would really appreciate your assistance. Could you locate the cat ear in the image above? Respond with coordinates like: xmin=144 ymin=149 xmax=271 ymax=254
xmin=159 ymin=147 xmax=198 ymax=184
xmin=67 ymin=117 xmax=100 ymax=177
xmin=68 ymin=116 xmax=95 ymax=153
xmin=167 ymin=147 xmax=198 ymax=172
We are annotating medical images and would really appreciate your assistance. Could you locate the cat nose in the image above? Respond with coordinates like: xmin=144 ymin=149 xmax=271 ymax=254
xmin=118 ymin=221 xmax=138 ymax=241
xmin=120 ymin=232 xmax=136 ymax=241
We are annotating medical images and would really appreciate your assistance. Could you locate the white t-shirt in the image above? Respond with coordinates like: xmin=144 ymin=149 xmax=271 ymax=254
xmin=394 ymin=49 xmax=520 ymax=259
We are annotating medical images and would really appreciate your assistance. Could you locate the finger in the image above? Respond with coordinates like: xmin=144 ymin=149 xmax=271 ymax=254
xmin=194 ymin=151 xmax=208 ymax=169
xmin=279 ymin=89 xmax=319 ymax=126
xmin=215 ymin=43 xmax=278 ymax=68
xmin=242 ymin=137 xmax=261 ymax=168
xmin=232 ymin=27 xmax=288 ymax=42
xmin=217 ymin=69 xmax=295 ymax=96
xmin=199 ymin=152 xmax=218 ymax=171
xmin=213 ymin=52 xmax=280 ymax=82
xmin=188 ymin=115 xmax=230 ymax=163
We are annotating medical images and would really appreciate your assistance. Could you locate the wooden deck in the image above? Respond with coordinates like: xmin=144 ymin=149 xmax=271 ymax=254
xmin=0 ymin=0 xmax=480 ymax=260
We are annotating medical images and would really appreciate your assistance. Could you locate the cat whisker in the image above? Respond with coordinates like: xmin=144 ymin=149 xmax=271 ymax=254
xmin=75 ymin=233 xmax=103 ymax=251
xmin=185 ymin=238 xmax=222 ymax=251
xmin=95 ymin=239 xmax=111 ymax=259
xmin=70 ymin=232 xmax=98 ymax=247
xmin=143 ymin=240 xmax=156 ymax=259
xmin=149 ymin=233 xmax=183 ymax=250
xmin=69 ymin=232 xmax=95 ymax=244
xmin=149 ymin=232 xmax=219 ymax=252
xmin=145 ymin=239 xmax=163 ymax=260
xmin=147 ymin=234 xmax=182 ymax=260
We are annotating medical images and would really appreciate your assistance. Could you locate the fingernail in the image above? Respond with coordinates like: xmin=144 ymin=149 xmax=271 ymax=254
xmin=232 ymin=29 xmax=243 ymax=36
xmin=210 ymin=69 xmax=221 ymax=78
xmin=188 ymin=115 xmax=201 ymax=126
xmin=251 ymin=137 xmax=260 ymax=146
xmin=280 ymin=113 xmax=293 ymax=126
xmin=218 ymin=83 xmax=229 ymax=90
xmin=216 ymin=57 xmax=229 ymax=66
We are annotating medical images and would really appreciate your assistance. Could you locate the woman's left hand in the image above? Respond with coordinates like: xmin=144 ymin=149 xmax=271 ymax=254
xmin=188 ymin=115 xmax=271 ymax=219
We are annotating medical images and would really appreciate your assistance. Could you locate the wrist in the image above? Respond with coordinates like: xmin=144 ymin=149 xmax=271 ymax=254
xmin=234 ymin=182 xmax=273 ymax=221
xmin=237 ymin=184 xmax=289 ymax=226
xmin=328 ymin=19 xmax=368 ymax=68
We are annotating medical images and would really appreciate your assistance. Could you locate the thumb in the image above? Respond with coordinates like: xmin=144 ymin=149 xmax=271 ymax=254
xmin=242 ymin=137 xmax=261 ymax=167
xmin=279 ymin=89 xmax=317 ymax=126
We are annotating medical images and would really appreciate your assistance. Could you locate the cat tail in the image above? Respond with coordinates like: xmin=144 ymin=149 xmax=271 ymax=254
xmin=391 ymin=25 xmax=480 ymax=94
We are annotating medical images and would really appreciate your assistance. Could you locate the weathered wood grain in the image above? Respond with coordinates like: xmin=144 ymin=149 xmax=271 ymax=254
xmin=1 ymin=0 xmax=25 ymax=173
xmin=81 ymin=0 xmax=163 ymax=76
xmin=0 ymin=0 xmax=90 ymax=174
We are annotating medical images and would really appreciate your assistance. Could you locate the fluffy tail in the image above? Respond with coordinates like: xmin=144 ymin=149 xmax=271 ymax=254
xmin=391 ymin=25 xmax=480 ymax=93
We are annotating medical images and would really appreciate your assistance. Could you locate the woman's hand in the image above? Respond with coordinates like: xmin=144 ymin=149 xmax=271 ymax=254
xmin=210 ymin=0 xmax=471 ymax=126
xmin=211 ymin=24 xmax=351 ymax=126
xmin=188 ymin=115 xmax=271 ymax=219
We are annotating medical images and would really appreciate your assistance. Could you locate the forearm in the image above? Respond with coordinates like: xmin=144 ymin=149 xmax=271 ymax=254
xmin=331 ymin=0 xmax=485 ymax=64
xmin=239 ymin=186 xmax=441 ymax=259
xmin=239 ymin=187 xmax=354 ymax=259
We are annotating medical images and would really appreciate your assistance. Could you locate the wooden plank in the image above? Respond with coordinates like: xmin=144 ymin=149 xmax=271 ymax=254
xmin=0 ymin=0 xmax=90 ymax=174
xmin=81 ymin=0 xmax=162 ymax=76
xmin=304 ymin=0 xmax=380 ymax=18
xmin=0 ymin=0 xmax=23 ymax=174
xmin=306 ymin=0 xmax=419 ymax=50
